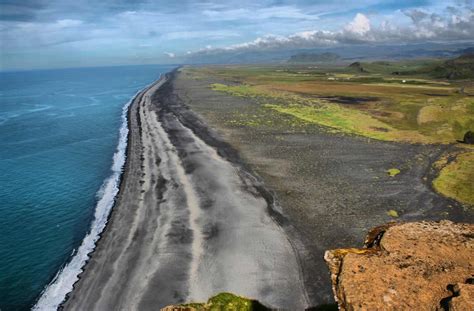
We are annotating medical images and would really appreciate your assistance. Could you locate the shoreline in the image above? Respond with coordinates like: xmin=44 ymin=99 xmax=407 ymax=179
xmin=61 ymin=70 xmax=308 ymax=310
xmin=61 ymin=77 xmax=167 ymax=307
xmin=34 ymin=76 xmax=168 ymax=311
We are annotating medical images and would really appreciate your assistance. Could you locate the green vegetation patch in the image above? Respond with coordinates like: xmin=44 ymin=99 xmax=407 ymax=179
xmin=204 ymin=64 xmax=473 ymax=144
xmin=387 ymin=210 xmax=399 ymax=217
xmin=264 ymin=103 xmax=390 ymax=140
xmin=433 ymin=151 xmax=474 ymax=206
xmin=182 ymin=292 xmax=269 ymax=311
xmin=210 ymin=83 xmax=268 ymax=98
xmin=387 ymin=168 xmax=401 ymax=177
xmin=263 ymin=103 xmax=430 ymax=143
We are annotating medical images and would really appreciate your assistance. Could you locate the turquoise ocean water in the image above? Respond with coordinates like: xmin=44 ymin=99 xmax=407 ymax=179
xmin=0 ymin=65 xmax=174 ymax=310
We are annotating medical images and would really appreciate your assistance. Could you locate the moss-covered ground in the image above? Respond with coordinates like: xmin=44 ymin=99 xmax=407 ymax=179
xmin=204 ymin=68 xmax=473 ymax=144
xmin=433 ymin=150 xmax=474 ymax=206
xmin=184 ymin=63 xmax=474 ymax=207
xmin=181 ymin=292 xmax=269 ymax=311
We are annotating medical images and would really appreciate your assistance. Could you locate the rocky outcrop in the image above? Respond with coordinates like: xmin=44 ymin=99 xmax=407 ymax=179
xmin=325 ymin=221 xmax=474 ymax=310
xmin=463 ymin=130 xmax=474 ymax=144
xmin=348 ymin=62 xmax=367 ymax=73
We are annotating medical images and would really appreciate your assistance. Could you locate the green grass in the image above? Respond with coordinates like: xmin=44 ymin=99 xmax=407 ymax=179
xmin=181 ymin=293 xmax=269 ymax=311
xmin=211 ymin=83 xmax=265 ymax=97
xmin=387 ymin=168 xmax=401 ymax=177
xmin=187 ymin=63 xmax=474 ymax=208
xmin=350 ymin=59 xmax=443 ymax=76
xmin=433 ymin=151 xmax=474 ymax=206
xmin=209 ymin=82 xmax=443 ymax=143
xmin=264 ymin=103 xmax=399 ymax=141
xmin=387 ymin=210 xmax=399 ymax=217
xmin=201 ymin=66 xmax=473 ymax=144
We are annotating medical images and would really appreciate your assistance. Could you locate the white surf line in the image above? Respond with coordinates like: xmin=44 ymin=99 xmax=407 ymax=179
xmin=32 ymin=88 xmax=142 ymax=311
xmin=33 ymin=78 xmax=164 ymax=311
xmin=92 ymin=88 xmax=162 ymax=308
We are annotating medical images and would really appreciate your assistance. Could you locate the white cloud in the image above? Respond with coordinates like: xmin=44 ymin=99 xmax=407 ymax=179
xmin=55 ymin=19 xmax=83 ymax=28
xmin=189 ymin=4 xmax=474 ymax=57
xmin=345 ymin=13 xmax=371 ymax=35
xmin=202 ymin=5 xmax=320 ymax=21
xmin=2 ymin=0 xmax=473 ymax=70
xmin=403 ymin=9 xmax=429 ymax=24
xmin=1 ymin=19 xmax=89 ymax=48
xmin=164 ymin=52 xmax=175 ymax=58
xmin=162 ymin=30 xmax=239 ymax=40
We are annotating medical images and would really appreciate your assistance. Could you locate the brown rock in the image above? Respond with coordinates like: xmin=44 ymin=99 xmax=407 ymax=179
xmin=324 ymin=221 xmax=474 ymax=310
xmin=463 ymin=130 xmax=474 ymax=144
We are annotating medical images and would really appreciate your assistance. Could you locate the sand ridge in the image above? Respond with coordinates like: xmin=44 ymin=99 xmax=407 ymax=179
xmin=62 ymin=75 xmax=308 ymax=310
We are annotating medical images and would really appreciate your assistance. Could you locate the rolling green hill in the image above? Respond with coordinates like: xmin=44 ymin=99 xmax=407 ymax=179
xmin=344 ymin=53 xmax=474 ymax=80
xmin=431 ymin=53 xmax=474 ymax=79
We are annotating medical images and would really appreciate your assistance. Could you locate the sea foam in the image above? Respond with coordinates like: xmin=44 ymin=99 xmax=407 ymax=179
xmin=33 ymin=88 xmax=141 ymax=311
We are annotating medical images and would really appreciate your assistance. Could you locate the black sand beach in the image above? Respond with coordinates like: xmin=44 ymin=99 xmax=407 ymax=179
xmin=63 ymin=68 xmax=473 ymax=310
xmin=63 ymin=74 xmax=308 ymax=310
xmin=165 ymin=68 xmax=474 ymax=306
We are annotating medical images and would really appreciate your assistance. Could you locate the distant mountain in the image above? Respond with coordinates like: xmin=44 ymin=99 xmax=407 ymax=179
xmin=184 ymin=42 xmax=474 ymax=65
xmin=288 ymin=52 xmax=340 ymax=63
xmin=455 ymin=47 xmax=474 ymax=55
xmin=382 ymin=53 xmax=474 ymax=79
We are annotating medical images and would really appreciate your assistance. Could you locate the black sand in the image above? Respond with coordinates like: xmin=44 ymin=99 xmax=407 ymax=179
xmin=63 ymin=68 xmax=473 ymax=310
xmin=63 ymin=74 xmax=308 ymax=310
xmin=169 ymin=68 xmax=474 ymax=306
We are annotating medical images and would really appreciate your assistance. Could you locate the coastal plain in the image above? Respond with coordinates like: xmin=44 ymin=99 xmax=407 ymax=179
xmin=64 ymin=62 xmax=474 ymax=309
xmin=63 ymin=76 xmax=308 ymax=310
xmin=173 ymin=64 xmax=474 ymax=305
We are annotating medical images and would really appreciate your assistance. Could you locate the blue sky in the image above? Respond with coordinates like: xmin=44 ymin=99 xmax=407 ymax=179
xmin=1 ymin=0 xmax=473 ymax=70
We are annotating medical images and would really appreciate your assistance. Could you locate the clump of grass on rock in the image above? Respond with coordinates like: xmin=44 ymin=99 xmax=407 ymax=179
xmin=166 ymin=293 xmax=270 ymax=311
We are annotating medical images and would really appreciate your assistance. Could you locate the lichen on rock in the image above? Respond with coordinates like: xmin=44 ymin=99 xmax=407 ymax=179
xmin=324 ymin=221 xmax=474 ymax=310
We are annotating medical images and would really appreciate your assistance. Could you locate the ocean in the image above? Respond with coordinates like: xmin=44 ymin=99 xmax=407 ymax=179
xmin=0 ymin=64 xmax=174 ymax=310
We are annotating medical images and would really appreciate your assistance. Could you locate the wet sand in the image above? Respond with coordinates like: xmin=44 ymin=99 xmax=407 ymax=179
xmin=63 ymin=74 xmax=308 ymax=310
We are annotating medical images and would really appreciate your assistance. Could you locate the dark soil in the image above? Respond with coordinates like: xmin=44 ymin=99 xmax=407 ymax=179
xmin=319 ymin=95 xmax=378 ymax=104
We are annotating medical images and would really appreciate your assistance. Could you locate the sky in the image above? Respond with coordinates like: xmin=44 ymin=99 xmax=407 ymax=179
xmin=1 ymin=0 xmax=473 ymax=70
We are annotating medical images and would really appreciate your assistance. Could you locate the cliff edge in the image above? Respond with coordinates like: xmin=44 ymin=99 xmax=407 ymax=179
xmin=325 ymin=221 xmax=474 ymax=310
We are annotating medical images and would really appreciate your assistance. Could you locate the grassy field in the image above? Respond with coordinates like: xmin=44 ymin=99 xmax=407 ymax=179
xmin=184 ymin=62 xmax=474 ymax=207
xmin=433 ymin=149 xmax=474 ymax=206
xmin=190 ymin=64 xmax=474 ymax=144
